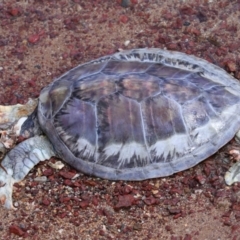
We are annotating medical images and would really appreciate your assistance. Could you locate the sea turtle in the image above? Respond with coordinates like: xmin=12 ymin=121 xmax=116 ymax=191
xmin=0 ymin=48 xmax=240 ymax=209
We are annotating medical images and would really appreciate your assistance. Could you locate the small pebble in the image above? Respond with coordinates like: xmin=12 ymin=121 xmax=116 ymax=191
xmin=121 ymin=0 xmax=131 ymax=8
xmin=28 ymin=34 xmax=40 ymax=44
xmin=34 ymin=176 xmax=47 ymax=182
xmin=48 ymin=161 xmax=64 ymax=169
xmin=124 ymin=40 xmax=130 ymax=46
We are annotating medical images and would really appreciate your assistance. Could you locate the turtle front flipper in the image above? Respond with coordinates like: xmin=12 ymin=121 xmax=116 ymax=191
xmin=0 ymin=135 xmax=55 ymax=209
xmin=0 ymin=99 xmax=37 ymax=129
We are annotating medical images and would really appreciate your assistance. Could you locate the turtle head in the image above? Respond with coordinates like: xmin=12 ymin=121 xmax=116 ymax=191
xmin=0 ymin=165 xmax=15 ymax=209
xmin=16 ymin=107 xmax=42 ymax=138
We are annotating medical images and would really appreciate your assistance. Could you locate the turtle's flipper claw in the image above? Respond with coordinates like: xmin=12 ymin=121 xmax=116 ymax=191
xmin=0 ymin=194 xmax=6 ymax=205
xmin=0 ymin=170 xmax=16 ymax=209
xmin=0 ymin=193 xmax=15 ymax=210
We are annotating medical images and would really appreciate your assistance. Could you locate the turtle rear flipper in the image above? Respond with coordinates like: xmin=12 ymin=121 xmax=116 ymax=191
xmin=0 ymin=135 xmax=55 ymax=209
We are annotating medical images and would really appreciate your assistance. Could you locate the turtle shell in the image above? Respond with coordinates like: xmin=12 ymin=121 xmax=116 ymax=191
xmin=38 ymin=49 xmax=240 ymax=180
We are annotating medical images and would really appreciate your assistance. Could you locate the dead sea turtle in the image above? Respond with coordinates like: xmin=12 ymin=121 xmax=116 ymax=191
xmin=0 ymin=48 xmax=240 ymax=209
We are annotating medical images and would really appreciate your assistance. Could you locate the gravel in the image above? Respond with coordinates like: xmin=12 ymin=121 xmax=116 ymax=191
xmin=0 ymin=0 xmax=240 ymax=239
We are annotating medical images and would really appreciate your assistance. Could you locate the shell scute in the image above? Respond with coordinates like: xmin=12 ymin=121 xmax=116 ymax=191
xmin=97 ymin=93 xmax=145 ymax=147
xmin=118 ymin=73 xmax=160 ymax=101
xmin=142 ymin=95 xmax=186 ymax=143
xmin=102 ymin=60 xmax=152 ymax=75
xmin=39 ymin=80 xmax=72 ymax=119
xmin=206 ymin=86 xmax=240 ymax=112
xmin=187 ymin=73 xmax=219 ymax=89
xmin=54 ymin=97 xmax=97 ymax=162
xmin=73 ymin=73 xmax=117 ymax=102
xmin=146 ymin=64 xmax=190 ymax=79
xmin=161 ymin=78 xmax=201 ymax=105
